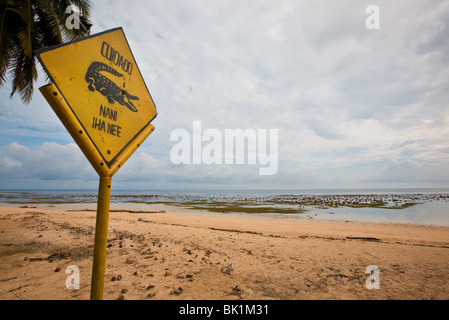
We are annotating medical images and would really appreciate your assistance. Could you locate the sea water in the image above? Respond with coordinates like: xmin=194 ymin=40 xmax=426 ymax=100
xmin=0 ymin=188 xmax=448 ymax=226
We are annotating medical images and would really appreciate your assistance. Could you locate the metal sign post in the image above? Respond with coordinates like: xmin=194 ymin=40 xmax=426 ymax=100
xmin=37 ymin=27 xmax=158 ymax=300
xmin=90 ymin=176 xmax=112 ymax=300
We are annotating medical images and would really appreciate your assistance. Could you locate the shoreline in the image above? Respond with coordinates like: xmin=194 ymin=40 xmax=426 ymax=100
xmin=1 ymin=205 xmax=449 ymax=300
xmin=2 ymin=189 xmax=449 ymax=227
xmin=1 ymin=200 xmax=448 ymax=227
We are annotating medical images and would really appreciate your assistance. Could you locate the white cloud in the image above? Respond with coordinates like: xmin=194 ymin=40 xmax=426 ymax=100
xmin=0 ymin=142 xmax=96 ymax=188
xmin=1 ymin=0 xmax=449 ymax=189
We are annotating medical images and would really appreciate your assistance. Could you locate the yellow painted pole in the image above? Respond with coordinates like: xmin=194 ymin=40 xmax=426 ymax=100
xmin=41 ymin=83 xmax=156 ymax=299
xmin=90 ymin=176 xmax=112 ymax=300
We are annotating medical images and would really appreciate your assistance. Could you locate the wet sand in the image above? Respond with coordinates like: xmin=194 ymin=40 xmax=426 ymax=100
xmin=1 ymin=205 xmax=448 ymax=300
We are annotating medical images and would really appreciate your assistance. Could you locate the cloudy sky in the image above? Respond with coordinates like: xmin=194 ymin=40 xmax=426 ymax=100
xmin=1 ymin=0 xmax=449 ymax=190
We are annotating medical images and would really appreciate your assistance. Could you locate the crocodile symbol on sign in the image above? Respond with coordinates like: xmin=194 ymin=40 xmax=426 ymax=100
xmin=85 ymin=61 xmax=139 ymax=112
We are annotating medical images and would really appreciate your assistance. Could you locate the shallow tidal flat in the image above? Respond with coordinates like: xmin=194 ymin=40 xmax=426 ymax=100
xmin=166 ymin=193 xmax=449 ymax=215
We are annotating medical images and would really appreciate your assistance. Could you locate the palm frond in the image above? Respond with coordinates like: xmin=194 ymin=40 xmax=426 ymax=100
xmin=8 ymin=48 xmax=25 ymax=98
xmin=8 ymin=48 xmax=37 ymax=103
xmin=1 ymin=0 xmax=93 ymax=103
xmin=35 ymin=0 xmax=63 ymax=43
xmin=0 ymin=1 xmax=24 ymax=86
xmin=0 ymin=0 xmax=9 ymax=47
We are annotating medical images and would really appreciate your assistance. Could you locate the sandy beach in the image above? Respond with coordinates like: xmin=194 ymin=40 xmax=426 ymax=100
xmin=1 ymin=204 xmax=448 ymax=300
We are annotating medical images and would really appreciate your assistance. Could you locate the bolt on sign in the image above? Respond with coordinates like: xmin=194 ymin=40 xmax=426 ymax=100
xmin=36 ymin=27 xmax=158 ymax=300
xmin=36 ymin=27 xmax=157 ymax=177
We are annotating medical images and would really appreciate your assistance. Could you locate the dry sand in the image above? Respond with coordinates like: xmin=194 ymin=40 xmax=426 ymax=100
xmin=0 ymin=205 xmax=448 ymax=300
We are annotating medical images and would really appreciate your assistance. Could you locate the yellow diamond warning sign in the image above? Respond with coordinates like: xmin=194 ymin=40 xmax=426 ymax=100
xmin=36 ymin=27 xmax=157 ymax=176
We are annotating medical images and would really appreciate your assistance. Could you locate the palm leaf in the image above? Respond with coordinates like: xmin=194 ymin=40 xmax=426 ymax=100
xmin=1 ymin=0 xmax=94 ymax=103
xmin=35 ymin=0 xmax=63 ymax=43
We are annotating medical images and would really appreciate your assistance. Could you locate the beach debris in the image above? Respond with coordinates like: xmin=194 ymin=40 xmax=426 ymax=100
xmin=111 ymin=274 xmax=122 ymax=281
xmin=27 ymin=252 xmax=69 ymax=263
xmin=230 ymin=285 xmax=243 ymax=297
xmin=346 ymin=236 xmax=381 ymax=242
xmin=170 ymin=287 xmax=184 ymax=296
xmin=147 ymin=292 xmax=156 ymax=298
xmin=221 ymin=263 xmax=234 ymax=275
xmin=121 ymin=288 xmax=128 ymax=294
xmin=125 ymin=257 xmax=135 ymax=264
xmin=0 ymin=277 xmax=18 ymax=283
xmin=54 ymin=267 xmax=61 ymax=272
xmin=47 ymin=252 xmax=68 ymax=262
xmin=255 ymin=279 xmax=271 ymax=285
xmin=28 ymin=257 xmax=45 ymax=262
xmin=117 ymin=294 xmax=125 ymax=300
xmin=392 ymin=264 xmax=405 ymax=274
xmin=141 ymin=284 xmax=155 ymax=291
